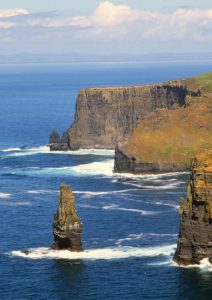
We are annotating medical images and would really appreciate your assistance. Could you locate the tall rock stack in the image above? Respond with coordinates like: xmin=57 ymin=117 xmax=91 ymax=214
xmin=53 ymin=184 xmax=83 ymax=251
xmin=173 ymin=151 xmax=212 ymax=265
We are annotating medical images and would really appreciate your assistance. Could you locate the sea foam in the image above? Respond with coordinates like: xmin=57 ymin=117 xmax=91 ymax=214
xmin=0 ymin=192 xmax=12 ymax=199
xmin=10 ymin=244 xmax=176 ymax=261
xmin=4 ymin=146 xmax=114 ymax=157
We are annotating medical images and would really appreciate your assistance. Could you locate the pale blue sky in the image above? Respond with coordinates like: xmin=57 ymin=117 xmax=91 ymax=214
xmin=0 ymin=0 xmax=211 ymax=14
xmin=0 ymin=1 xmax=211 ymax=56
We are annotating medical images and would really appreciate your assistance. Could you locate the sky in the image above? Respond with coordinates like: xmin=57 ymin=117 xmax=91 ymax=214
xmin=0 ymin=0 xmax=211 ymax=56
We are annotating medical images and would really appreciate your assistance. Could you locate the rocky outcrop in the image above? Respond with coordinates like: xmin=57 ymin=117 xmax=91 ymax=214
xmin=52 ymin=184 xmax=83 ymax=251
xmin=50 ymin=80 xmax=196 ymax=151
xmin=173 ymin=151 xmax=212 ymax=265
xmin=114 ymin=148 xmax=189 ymax=174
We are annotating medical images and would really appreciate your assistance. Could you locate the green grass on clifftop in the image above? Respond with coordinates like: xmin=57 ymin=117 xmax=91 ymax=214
xmin=188 ymin=72 xmax=212 ymax=92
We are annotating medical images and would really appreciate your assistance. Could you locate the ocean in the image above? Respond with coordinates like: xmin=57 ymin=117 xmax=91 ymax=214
xmin=0 ymin=61 xmax=212 ymax=300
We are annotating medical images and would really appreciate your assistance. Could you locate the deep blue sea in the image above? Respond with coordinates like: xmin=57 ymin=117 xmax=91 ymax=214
xmin=0 ymin=61 xmax=212 ymax=300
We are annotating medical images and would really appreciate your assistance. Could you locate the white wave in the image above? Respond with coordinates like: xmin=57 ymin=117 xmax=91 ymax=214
xmin=102 ymin=204 xmax=158 ymax=215
xmin=142 ymin=182 xmax=182 ymax=190
xmin=26 ymin=189 xmax=57 ymax=194
xmin=1 ymin=147 xmax=21 ymax=152
xmin=74 ymin=189 xmax=139 ymax=196
xmin=0 ymin=192 xmax=12 ymax=199
xmin=173 ymin=258 xmax=212 ymax=271
xmin=71 ymin=160 xmax=114 ymax=176
xmin=2 ymin=159 xmax=114 ymax=177
xmin=0 ymin=201 xmax=31 ymax=206
xmin=114 ymin=172 xmax=188 ymax=180
xmin=10 ymin=244 xmax=176 ymax=261
xmin=154 ymin=201 xmax=179 ymax=209
xmin=116 ymin=233 xmax=178 ymax=245
xmin=5 ymin=145 xmax=114 ymax=157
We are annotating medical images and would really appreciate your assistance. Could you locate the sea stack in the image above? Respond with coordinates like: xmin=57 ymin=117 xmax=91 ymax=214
xmin=173 ymin=151 xmax=212 ymax=265
xmin=52 ymin=184 xmax=83 ymax=251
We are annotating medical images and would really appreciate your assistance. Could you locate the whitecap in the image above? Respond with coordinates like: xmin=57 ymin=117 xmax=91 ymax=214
xmin=154 ymin=201 xmax=179 ymax=209
xmin=26 ymin=189 xmax=57 ymax=194
xmin=102 ymin=204 xmax=158 ymax=215
xmin=114 ymin=172 xmax=188 ymax=180
xmin=10 ymin=244 xmax=176 ymax=261
xmin=0 ymin=201 xmax=31 ymax=206
xmin=116 ymin=233 xmax=178 ymax=245
xmin=173 ymin=258 xmax=212 ymax=271
xmin=0 ymin=192 xmax=12 ymax=199
xmin=74 ymin=189 xmax=139 ymax=197
xmin=2 ymin=159 xmax=114 ymax=177
xmin=5 ymin=145 xmax=114 ymax=157
xmin=0 ymin=147 xmax=21 ymax=152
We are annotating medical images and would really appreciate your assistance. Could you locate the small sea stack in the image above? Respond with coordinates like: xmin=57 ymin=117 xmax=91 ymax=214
xmin=173 ymin=151 xmax=212 ymax=265
xmin=52 ymin=184 xmax=83 ymax=251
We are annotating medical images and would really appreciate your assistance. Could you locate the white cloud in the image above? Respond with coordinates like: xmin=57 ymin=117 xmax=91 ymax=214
xmin=0 ymin=2 xmax=211 ymax=53
xmin=0 ymin=8 xmax=28 ymax=18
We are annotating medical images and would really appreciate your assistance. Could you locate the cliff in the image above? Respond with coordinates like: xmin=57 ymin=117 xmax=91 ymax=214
xmin=49 ymin=80 xmax=198 ymax=150
xmin=52 ymin=184 xmax=83 ymax=251
xmin=114 ymin=73 xmax=212 ymax=173
xmin=173 ymin=151 xmax=212 ymax=265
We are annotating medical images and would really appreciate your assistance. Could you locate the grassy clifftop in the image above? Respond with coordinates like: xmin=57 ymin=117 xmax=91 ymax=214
xmin=124 ymin=73 xmax=212 ymax=165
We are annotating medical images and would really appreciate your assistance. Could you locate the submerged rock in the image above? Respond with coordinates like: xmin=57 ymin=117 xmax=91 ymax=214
xmin=173 ymin=151 xmax=212 ymax=265
xmin=52 ymin=184 xmax=83 ymax=251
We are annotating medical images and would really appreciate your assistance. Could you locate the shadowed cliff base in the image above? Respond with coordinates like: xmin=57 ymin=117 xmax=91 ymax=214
xmin=173 ymin=151 xmax=212 ymax=266
xmin=52 ymin=184 xmax=83 ymax=252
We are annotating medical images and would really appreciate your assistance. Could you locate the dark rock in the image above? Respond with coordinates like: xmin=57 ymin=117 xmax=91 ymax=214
xmin=173 ymin=151 xmax=212 ymax=265
xmin=49 ymin=131 xmax=69 ymax=151
xmin=114 ymin=148 xmax=189 ymax=174
xmin=52 ymin=184 xmax=83 ymax=251
xmin=49 ymin=130 xmax=60 ymax=144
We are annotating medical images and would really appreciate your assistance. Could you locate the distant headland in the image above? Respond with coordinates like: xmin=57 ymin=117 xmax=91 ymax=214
xmin=49 ymin=72 xmax=212 ymax=174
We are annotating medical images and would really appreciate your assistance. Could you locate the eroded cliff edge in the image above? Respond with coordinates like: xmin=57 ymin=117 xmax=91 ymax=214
xmin=52 ymin=184 xmax=83 ymax=251
xmin=50 ymin=80 xmax=200 ymax=151
xmin=114 ymin=73 xmax=212 ymax=173
xmin=173 ymin=151 xmax=212 ymax=265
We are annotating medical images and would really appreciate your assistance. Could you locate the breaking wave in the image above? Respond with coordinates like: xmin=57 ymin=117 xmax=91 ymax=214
xmin=74 ymin=189 xmax=139 ymax=197
xmin=10 ymin=244 xmax=176 ymax=261
xmin=3 ymin=145 xmax=114 ymax=157
xmin=173 ymin=258 xmax=212 ymax=272
xmin=116 ymin=233 xmax=178 ymax=245
xmin=26 ymin=189 xmax=57 ymax=194
xmin=102 ymin=204 xmax=158 ymax=215
xmin=0 ymin=147 xmax=22 ymax=152
xmin=0 ymin=192 xmax=12 ymax=199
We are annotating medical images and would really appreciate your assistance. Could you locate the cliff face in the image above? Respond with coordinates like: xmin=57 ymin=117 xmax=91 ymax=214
xmin=52 ymin=184 xmax=83 ymax=251
xmin=173 ymin=151 xmax=212 ymax=265
xmin=50 ymin=81 xmax=192 ymax=150
xmin=114 ymin=73 xmax=212 ymax=174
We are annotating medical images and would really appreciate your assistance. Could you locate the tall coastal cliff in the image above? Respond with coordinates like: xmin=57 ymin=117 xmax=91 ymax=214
xmin=50 ymin=81 xmax=197 ymax=150
xmin=173 ymin=151 xmax=212 ymax=265
xmin=114 ymin=73 xmax=212 ymax=173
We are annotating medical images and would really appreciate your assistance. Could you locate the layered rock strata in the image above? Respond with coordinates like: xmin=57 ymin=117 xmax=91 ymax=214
xmin=49 ymin=81 xmax=197 ymax=151
xmin=173 ymin=151 xmax=212 ymax=265
xmin=52 ymin=184 xmax=83 ymax=251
